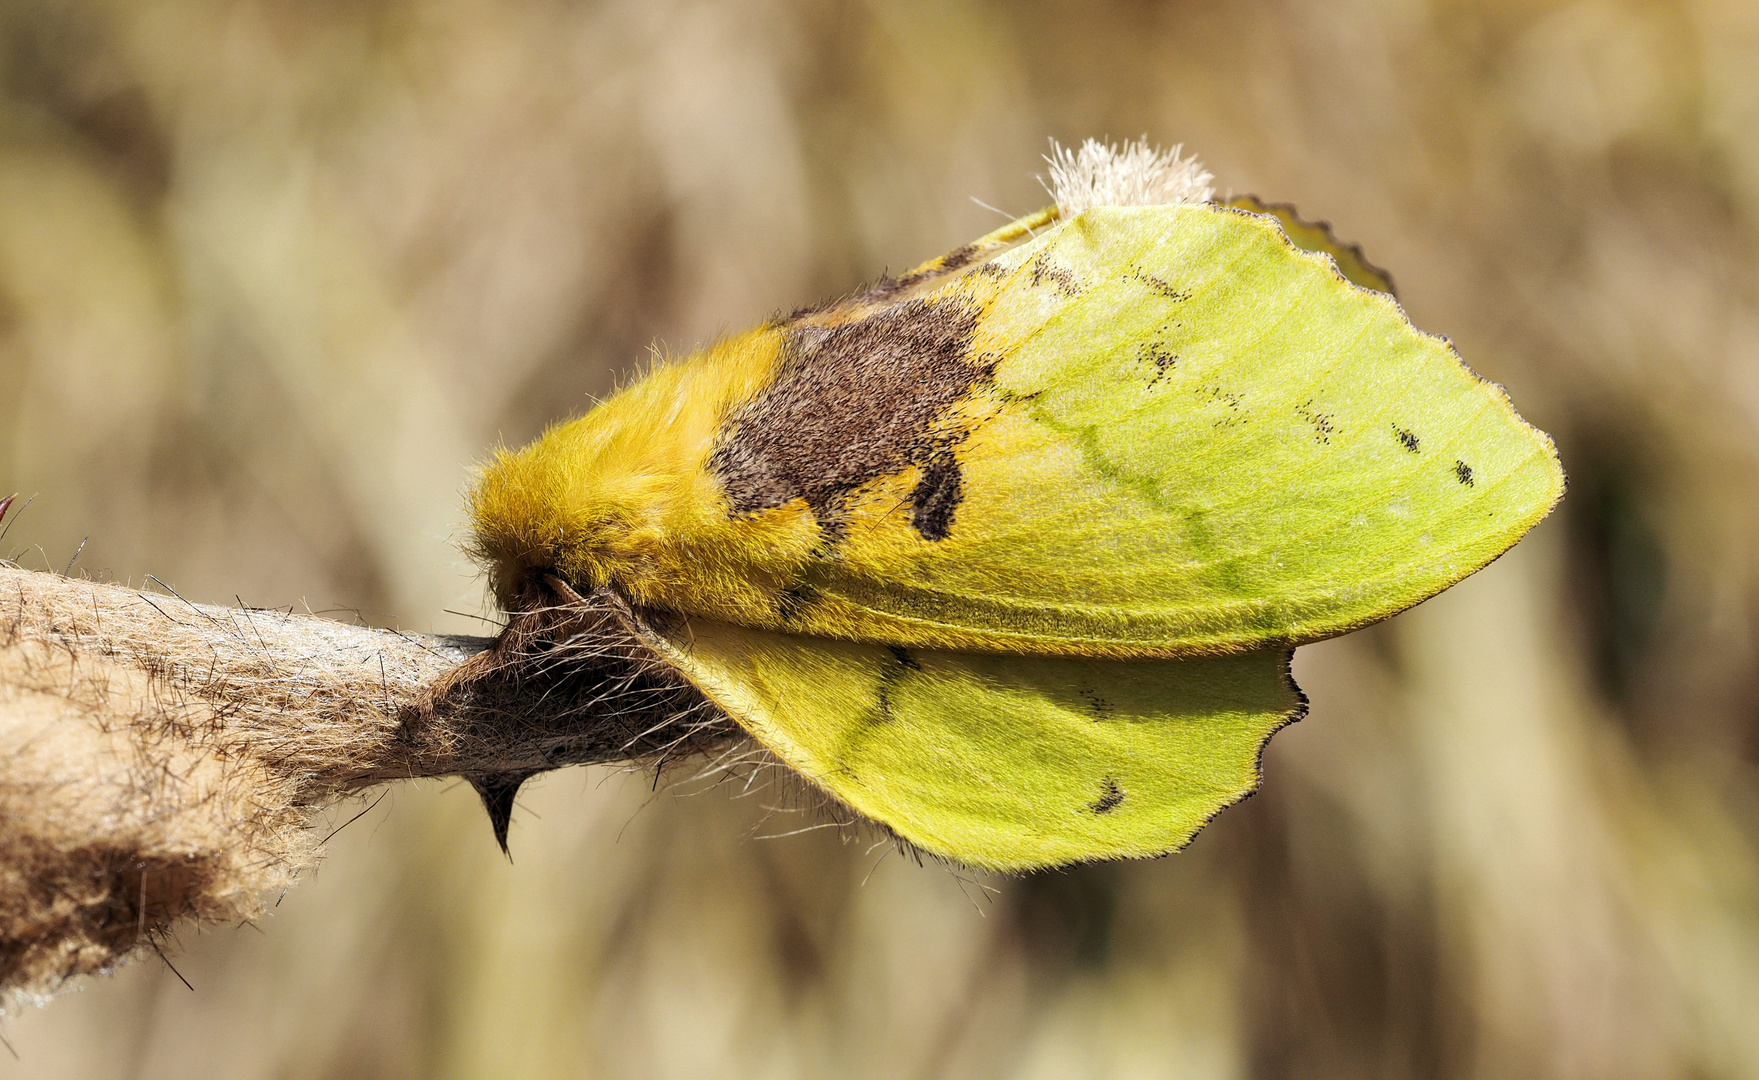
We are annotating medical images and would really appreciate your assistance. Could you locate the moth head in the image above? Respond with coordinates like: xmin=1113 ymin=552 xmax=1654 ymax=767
xmin=466 ymin=327 xmax=784 ymax=616
xmin=466 ymin=419 xmax=678 ymax=612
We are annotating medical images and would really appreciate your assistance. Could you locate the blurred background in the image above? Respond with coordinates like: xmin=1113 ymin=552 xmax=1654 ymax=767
xmin=2 ymin=0 xmax=1758 ymax=1076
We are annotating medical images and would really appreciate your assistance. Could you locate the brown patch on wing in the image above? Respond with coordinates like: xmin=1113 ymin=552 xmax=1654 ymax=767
xmin=710 ymin=296 xmax=989 ymax=542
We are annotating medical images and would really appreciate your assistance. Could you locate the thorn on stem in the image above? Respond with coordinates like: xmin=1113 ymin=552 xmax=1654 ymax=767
xmin=470 ymin=772 xmax=537 ymax=857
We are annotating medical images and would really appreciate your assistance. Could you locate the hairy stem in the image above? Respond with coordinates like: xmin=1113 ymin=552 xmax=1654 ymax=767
xmin=0 ymin=565 xmax=728 ymax=1003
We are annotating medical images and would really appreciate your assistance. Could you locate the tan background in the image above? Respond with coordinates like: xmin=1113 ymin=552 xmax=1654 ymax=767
xmin=3 ymin=0 xmax=1759 ymax=1077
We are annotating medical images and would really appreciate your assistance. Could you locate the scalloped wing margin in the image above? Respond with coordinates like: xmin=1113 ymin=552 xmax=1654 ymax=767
xmin=1223 ymin=194 xmax=1397 ymax=296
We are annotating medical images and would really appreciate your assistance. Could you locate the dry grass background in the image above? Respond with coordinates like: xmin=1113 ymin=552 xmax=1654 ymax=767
xmin=1 ymin=0 xmax=1757 ymax=1076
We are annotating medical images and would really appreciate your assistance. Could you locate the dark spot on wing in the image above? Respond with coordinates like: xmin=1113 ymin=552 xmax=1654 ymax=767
xmin=1080 ymin=689 xmax=1114 ymax=718
xmin=1394 ymin=425 xmax=1420 ymax=453
xmin=777 ymin=584 xmax=820 ymax=624
xmin=874 ymin=683 xmax=894 ymax=723
xmin=1455 ymin=460 xmax=1475 ymax=486
xmin=1206 ymin=385 xmax=1245 ymax=427
xmin=1296 ymin=399 xmax=1337 ymax=444
xmin=1140 ymin=341 xmax=1179 ymax=386
xmin=1130 ymin=268 xmax=1190 ymax=301
xmin=909 ymin=451 xmax=963 ymax=540
xmin=937 ymin=244 xmax=979 ymax=272
xmin=711 ymin=297 xmax=989 ymax=542
xmin=888 ymin=645 xmax=922 ymax=671
xmin=882 ymin=244 xmax=984 ymax=296
xmin=872 ymin=646 xmax=921 ymax=724
xmin=1090 ymin=777 xmax=1125 ymax=814
xmin=1030 ymin=252 xmax=1080 ymax=297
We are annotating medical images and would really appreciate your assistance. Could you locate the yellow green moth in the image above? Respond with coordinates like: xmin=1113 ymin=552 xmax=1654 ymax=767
xmin=456 ymin=140 xmax=1563 ymax=871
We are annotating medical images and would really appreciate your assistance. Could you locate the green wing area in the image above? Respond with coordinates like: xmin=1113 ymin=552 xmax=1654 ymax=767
xmin=789 ymin=203 xmax=1564 ymax=657
xmin=633 ymin=612 xmax=1303 ymax=871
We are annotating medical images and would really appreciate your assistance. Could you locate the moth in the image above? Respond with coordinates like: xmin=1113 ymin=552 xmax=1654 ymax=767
xmin=455 ymin=140 xmax=1563 ymax=871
